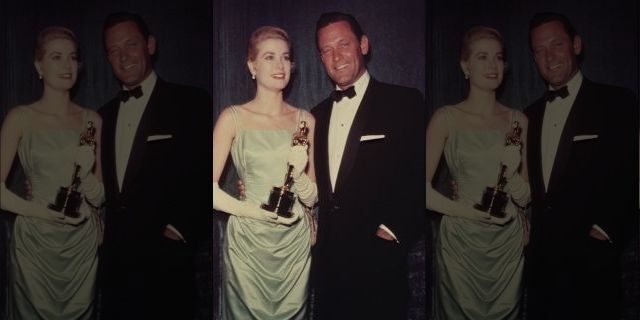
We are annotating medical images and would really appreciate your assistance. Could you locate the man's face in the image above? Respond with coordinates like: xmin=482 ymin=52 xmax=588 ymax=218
xmin=317 ymin=21 xmax=368 ymax=89
xmin=104 ymin=21 xmax=155 ymax=89
xmin=531 ymin=21 xmax=581 ymax=89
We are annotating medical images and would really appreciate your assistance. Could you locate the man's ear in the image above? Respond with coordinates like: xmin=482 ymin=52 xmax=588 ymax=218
xmin=360 ymin=35 xmax=369 ymax=56
xmin=572 ymin=35 xmax=582 ymax=56
xmin=147 ymin=35 xmax=157 ymax=55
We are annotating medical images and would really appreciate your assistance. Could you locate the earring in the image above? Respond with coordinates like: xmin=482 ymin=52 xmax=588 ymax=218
xmin=251 ymin=74 xmax=255 ymax=80
xmin=464 ymin=73 xmax=469 ymax=80
xmin=38 ymin=74 xmax=42 ymax=80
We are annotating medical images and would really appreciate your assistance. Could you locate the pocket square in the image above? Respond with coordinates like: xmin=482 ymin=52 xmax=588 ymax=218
xmin=147 ymin=134 xmax=173 ymax=142
xmin=360 ymin=134 xmax=385 ymax=142
xmin=573 ymin=134 xmax=598 ymax=142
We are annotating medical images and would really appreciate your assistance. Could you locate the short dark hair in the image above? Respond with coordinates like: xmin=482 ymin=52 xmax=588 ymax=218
xmin=315 ymin=12 xmax=364 ymax=50
xmin=103 ymin=12 xmax=151 ymax=46
xmin=529 ymin=12 xmax=578 ymax=45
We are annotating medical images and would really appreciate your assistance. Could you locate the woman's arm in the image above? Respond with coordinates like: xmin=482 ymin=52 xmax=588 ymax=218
xmin=425 ymin=107 xmax=492 ymax=223
xmin=0 ymin=107 xmax=65 ymax=223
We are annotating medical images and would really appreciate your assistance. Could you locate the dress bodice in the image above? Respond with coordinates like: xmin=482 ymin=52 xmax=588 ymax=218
xmin=18 ymin=128 xmax=82 ymax=207
xmin=444 ymin=128 xmax=505 ymax=206
xmin=229 ymin=106 xmax=301 ymax=207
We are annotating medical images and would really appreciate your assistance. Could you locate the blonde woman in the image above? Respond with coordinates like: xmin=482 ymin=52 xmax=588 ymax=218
xmin=212 ymin=26 xmax=317 ymax=319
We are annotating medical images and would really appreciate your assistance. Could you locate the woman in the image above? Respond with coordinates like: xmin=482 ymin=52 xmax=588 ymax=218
xmin=212 ymin=26 xmax=317 ymax=319
xmin=425 ymin=26 xmax=530 ymax=319
xmin=0 ymin=26 xmax=103 ymax=319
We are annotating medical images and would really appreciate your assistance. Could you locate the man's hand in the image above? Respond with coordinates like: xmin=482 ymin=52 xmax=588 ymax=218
xmin=24 ymin=179 xmax=33 ymax=201
xmin=449 ymin=179 xmax=459 ymax=201
xmin=236 ymin=179 xmax=246 ymax=200
xmin=163 ymin=225 xmax=185 ymax=242
xmin=376 ymin=227 xmax=395 ymax=241
xmin=589 ymin=227 xmax=608 ymax=241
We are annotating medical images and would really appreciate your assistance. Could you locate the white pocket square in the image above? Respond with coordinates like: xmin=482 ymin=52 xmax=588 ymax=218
xmin=360 ymin=134 xmax=385 ymax=142
xmin=147 ymin=134 xmax=173 ymax=142
xmin=573 ymin=134 xmax=598 ymax=141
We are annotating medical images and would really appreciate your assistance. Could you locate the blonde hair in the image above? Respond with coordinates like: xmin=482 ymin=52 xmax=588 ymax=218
xmin=460 ymin=26 xmax=503 ymax=61
xmin=247 ymin=26 xmax=291 ymax=61
xmin=34 ymin=26 xmax=78 ymax=61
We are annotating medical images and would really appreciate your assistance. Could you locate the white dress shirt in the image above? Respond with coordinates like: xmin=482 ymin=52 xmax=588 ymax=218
xmin=115 ymin=71 xmax=157 ymax=191
xmin=328 ymin=71 xmax=370 ymax=191
xmin=541 ymin=71 xmax=582 ymax=190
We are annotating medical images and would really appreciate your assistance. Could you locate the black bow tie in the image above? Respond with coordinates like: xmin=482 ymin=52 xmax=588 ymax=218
xmin=119 ymin=86 xmax=143 ymax=102
xmin=331 ymin=86 xmax=356 ymax=102
xmin=545 ymin=86 xmax=569 ymax=102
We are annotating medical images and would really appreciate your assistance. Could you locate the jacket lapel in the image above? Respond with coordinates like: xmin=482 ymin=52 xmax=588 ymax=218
xmin=313 ymin=99 xmax=333 ymax=200
xmin=100 ymin=98 xmax=122 ymax=204
xmin=527 ymin=98 xmax=546 ymax=200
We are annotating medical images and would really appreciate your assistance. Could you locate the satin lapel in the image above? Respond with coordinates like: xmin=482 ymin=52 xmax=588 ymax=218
xmin=547 ymin=80 xmax=589 ymax=194
xmin=100 ymin=99 xmax=122 ymax=202
xmin=527 ymin=99 xmax=547 ymax=199
xmin=120 ymin=79 xmax=163 ymax=195
xmin=314 ymin=99 xmax=333 ymax=199
xmin=334 ymin=80 xmax=376 ymax=193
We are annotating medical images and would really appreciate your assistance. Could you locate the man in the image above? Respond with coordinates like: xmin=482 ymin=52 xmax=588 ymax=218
xmin=311 ymin=12 xmax=425 ymax=319
xmin=98 ymin=12 xmax=212 ymax=319
xmin=525 ymin=12 xmax=638 ymax=319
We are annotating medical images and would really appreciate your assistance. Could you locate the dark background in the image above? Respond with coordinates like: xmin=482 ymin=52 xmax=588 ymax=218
xmin=212 ymin=0 xmax=427 ymax=319
xmin=427 ymin=0 xmax=639 ymax=319
xmin=0 ymin=1 xmax=214 ymax=319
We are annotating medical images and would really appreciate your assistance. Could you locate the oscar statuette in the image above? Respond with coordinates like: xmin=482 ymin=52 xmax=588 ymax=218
xmin=261 ymin=121 xmax=309 ymax=218
xmin=48 ymin=121 xmax=96 ymax=218
xmin=474 ymin=120 xmax=522 ymax=218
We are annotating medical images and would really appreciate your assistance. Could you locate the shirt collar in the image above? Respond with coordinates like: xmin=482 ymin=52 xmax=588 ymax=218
xmin=122 ymin=70 xmax=157 ymax=98
xmin=548 ymin=70 xmax=582 ymax=98
xmin=335 ymin=70 xmax=370 ymax=98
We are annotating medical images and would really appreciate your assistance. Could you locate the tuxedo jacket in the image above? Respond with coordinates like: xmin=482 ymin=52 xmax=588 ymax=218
xmin=311 ymin=78 xmax=425 ymax=270
xmin=98 ymin=77 xmax=212 ymax=262
xmin=525 ymin=77 xmax=638 ymax=260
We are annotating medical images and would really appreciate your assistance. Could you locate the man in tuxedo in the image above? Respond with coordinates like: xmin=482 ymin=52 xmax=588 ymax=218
xmin=311 ymin=12 xmax=425 ymax=319
xmin=524 ymin=12 xmax=638 ymax=320
xmin=97 ymin=12 xmax=212 ymax=319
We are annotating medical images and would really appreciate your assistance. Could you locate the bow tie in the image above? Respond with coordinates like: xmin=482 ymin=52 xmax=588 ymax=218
xmin=331 ymin=86 xmax=356 ymax=102
xmin=119 ymin=86 xmax=143 ymax=102
xmin=545 ymin=86 xmax=569 ymax=102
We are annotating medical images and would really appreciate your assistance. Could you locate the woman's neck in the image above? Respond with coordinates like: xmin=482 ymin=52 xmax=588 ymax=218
xmin=465 ymin=86 xmax=497 ymax=115
xmin=253 ymin=88 xmax=285 ymax=115
xmin=39 ymin=87 xmax=72 ymax=115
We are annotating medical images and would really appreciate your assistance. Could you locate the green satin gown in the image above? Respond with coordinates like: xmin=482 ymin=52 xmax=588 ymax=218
xmin=435 ymin=107 xmax=525 ymax=320
xmin=9 ymin=115 xmax=99 ymax=319
xmin=221 ymin=106 xmax=312 ymax=320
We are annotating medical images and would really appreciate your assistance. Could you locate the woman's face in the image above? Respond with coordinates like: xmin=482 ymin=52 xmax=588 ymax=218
xmin=461 ymin=38 xmax=504 ymax=91
xmin=248 ymin=38 xmax=292 ymax=92
xmin=35 ymin=38 xmax=78 ymax=91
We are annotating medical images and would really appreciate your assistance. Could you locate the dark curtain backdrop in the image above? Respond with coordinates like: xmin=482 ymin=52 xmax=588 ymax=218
xmin=0 ymin=1 xmax=214 ymax=319
xmin=212 ymin=0 xmax=427 ymax=319
xmin=427 ymin=1 xmax=639 ymax=319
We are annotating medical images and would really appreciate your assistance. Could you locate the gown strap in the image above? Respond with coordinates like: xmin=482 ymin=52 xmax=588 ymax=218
xmin=229 ymin=105 xmax=243 ymax=132
xmin=295 ymin=108 xmax=303 ymax=131
xmin=442 ymin=106 xmax=455 ymax=135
